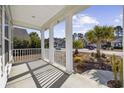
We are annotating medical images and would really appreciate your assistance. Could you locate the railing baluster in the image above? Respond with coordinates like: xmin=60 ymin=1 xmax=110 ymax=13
xmin=12 ymin=48 xmax=44 ymax=63
xmin=27 ymin=49 xmax=29 ymax=61
xmin=16 ymin=49 xmax=17 ymax=62
xmin=19 ymin=49 xmax=21 ymax=61
xmin=13 ymin=50 xmax=15 ymax=63
xmin=31 ymin=49 xmax=32 ymax=59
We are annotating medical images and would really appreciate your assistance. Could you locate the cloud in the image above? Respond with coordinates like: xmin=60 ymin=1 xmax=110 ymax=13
xmin=73 ymin=14 xmax=99 ymax=34
xmin=73 ymin=14 xmax=99 ymax=25
xmin=119 ymin=14 xmax=123 ymax=19
xmin=73 ymin=25 xmax=94 ymax=35
xmin=114 ymin=14 xmax=123 ymax=23
xmin=114 ymin=19 xmax=120 ymax=23
xmin=80 ymin=16 xmax=99 ymax=25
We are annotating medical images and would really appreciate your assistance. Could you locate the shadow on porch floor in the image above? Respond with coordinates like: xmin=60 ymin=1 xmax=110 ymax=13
xmin=6 ymin=60 xmax=69 ymax=88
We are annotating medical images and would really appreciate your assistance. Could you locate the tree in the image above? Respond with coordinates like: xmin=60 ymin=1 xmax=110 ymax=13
xmin=85 ymin=25 xmax=114 ymax=58
xmin=29 ymin=32 xmax=41 ymax=48
xmin=73 ymin=40 xmax=83 ymax=55
xmin=13 ymin=37 xmax=23 ymax=49
xmin=13 ymin=37 xmax=31 ymax=49
xmin=22 ymin=40 xmax=30 ymax=48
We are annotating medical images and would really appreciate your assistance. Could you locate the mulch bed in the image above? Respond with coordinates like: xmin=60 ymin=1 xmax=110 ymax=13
xmin=73 ymin=52 xmax=112 ymax=74
xmin=74 ymin=61 xmax=112 ymax=74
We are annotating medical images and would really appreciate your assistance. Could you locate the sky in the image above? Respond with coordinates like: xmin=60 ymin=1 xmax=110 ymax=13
xmin=27 ymin=5 xmax=123 ymax=38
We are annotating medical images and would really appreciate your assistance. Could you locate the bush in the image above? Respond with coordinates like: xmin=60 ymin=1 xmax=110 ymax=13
xmin=91 ymin=52 xmax=95 ymax=57
xmin=101 ymin=53 xmax=106 ymax=58
xmin=74 ymin=56 xmax=82 ymax=63
xmin=91 ymin=52 xmax=100 ymax=59
xmin=108 ymin=55 xmax=123 ymax=87
xmin=111 ymin=46 xmax=114 ymax=50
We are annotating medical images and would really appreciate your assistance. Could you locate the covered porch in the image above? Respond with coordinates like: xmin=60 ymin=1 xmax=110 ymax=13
xmin=10 ymin=5 xmax=90 ymax=74
xmin=6 ymin=5 xmax=94 ymax=88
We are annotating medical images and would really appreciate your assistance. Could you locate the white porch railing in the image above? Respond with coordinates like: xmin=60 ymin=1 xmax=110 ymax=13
xmin=44 ymin=49 xmax=66 ymax=67
xmin=54 ymin=50 xmax=66 ymax=67
xmin=13 ymin=48 xmax=66 ymax=67
xmin=44 ymin=49 xmax=49 ymax=60
xmin=13 ymin=48 xmax=41 ymax=63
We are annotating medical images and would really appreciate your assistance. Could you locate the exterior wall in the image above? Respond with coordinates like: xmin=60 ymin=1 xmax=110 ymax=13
xmin=0 ymin=6 xmax=13 ymax=88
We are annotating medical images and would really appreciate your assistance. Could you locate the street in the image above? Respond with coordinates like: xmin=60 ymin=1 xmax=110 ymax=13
xmin=78 ymin=48 xmax=123 ymax=57
xmin=58 ymin=48 xmax=123 ymax=57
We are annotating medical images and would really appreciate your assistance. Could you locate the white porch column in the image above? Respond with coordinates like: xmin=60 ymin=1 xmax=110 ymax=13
xmin=41 ymin=30 xmax=45 ymax=59
xmin=49 ymin=24 xmax=54 ymax=64
xmin=65 ymin=14 xmax=73 ymax=74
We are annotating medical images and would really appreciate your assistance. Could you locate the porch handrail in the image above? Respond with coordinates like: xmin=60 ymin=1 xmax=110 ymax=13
xmin=13 ymin=48 xmax=41 ymax=63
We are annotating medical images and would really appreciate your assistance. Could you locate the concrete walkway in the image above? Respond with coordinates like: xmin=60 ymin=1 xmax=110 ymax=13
xmin=61 ymin=69 xmax=113 ymax=88
xmin=61 ymin=73 xmax=108 ymax=88
xmin=6 ymin=60 xmax=69 ymax=88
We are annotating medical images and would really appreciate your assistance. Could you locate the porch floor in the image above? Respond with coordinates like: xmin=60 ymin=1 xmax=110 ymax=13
xmin=6 ymin=59 xmax=108 ymax=88
xmin=6 ymin=60 xmax=69 ymax=88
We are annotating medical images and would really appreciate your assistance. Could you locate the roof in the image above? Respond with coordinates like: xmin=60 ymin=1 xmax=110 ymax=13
xmin=13 ymin=27 xmax=30 ymax=41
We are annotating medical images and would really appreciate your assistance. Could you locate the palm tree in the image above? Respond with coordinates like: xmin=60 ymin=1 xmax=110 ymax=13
xmin=73 ymin=40 xmax=83 ymax=55
xmin=85 ymin=25 xmax=114 ymax=58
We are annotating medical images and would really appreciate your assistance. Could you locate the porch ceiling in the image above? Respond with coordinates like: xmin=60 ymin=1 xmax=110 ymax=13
xmin=10 ymin=5 xmax=90 ymax=31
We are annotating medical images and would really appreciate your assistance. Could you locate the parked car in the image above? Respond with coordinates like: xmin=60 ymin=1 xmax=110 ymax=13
xmin=86 ymin=45 xmax=96 ymax=50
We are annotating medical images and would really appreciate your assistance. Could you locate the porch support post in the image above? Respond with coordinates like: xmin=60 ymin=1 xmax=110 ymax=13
xmin=49 ymin=24 xmax=54 ymax=64
xmin=65 ymin=14 xmax=73 ymax=74
xmin=41 ymin=30 xmax=45 ymax=59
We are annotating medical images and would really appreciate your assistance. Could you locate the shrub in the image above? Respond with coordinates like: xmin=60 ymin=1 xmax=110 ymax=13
xmin=91 ymin=52 xmax=95 ymax=57
xmin=73 ymin=40 xmax=83 ymax=55
xmin=111 ymin=54 xmax=123 ymax=87
xmin=91 ymin=52 xmax=100 ymax=59
xmin=111 ymin=55 xmax=119 ymax=81
xmin=110 ymin=46 xmax=114 ymax=50
xmin=101 ymin=53 xmax=106 ymax=58
xmin=74 ymin=56 xmax=82 ymax=63
xmin=118 ymin=58 xmax=123 ymax=87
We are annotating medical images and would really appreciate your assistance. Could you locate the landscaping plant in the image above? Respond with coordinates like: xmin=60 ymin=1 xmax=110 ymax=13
xmin=85 ymin=26 xmax=114 ymax=58
xmin=73 ymin=40 xmax=83 ymax=55
xmin=107 ymin=54 xmax=123 ymax=88
xmin=73 ymin=56 xmax=82 ymax=72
